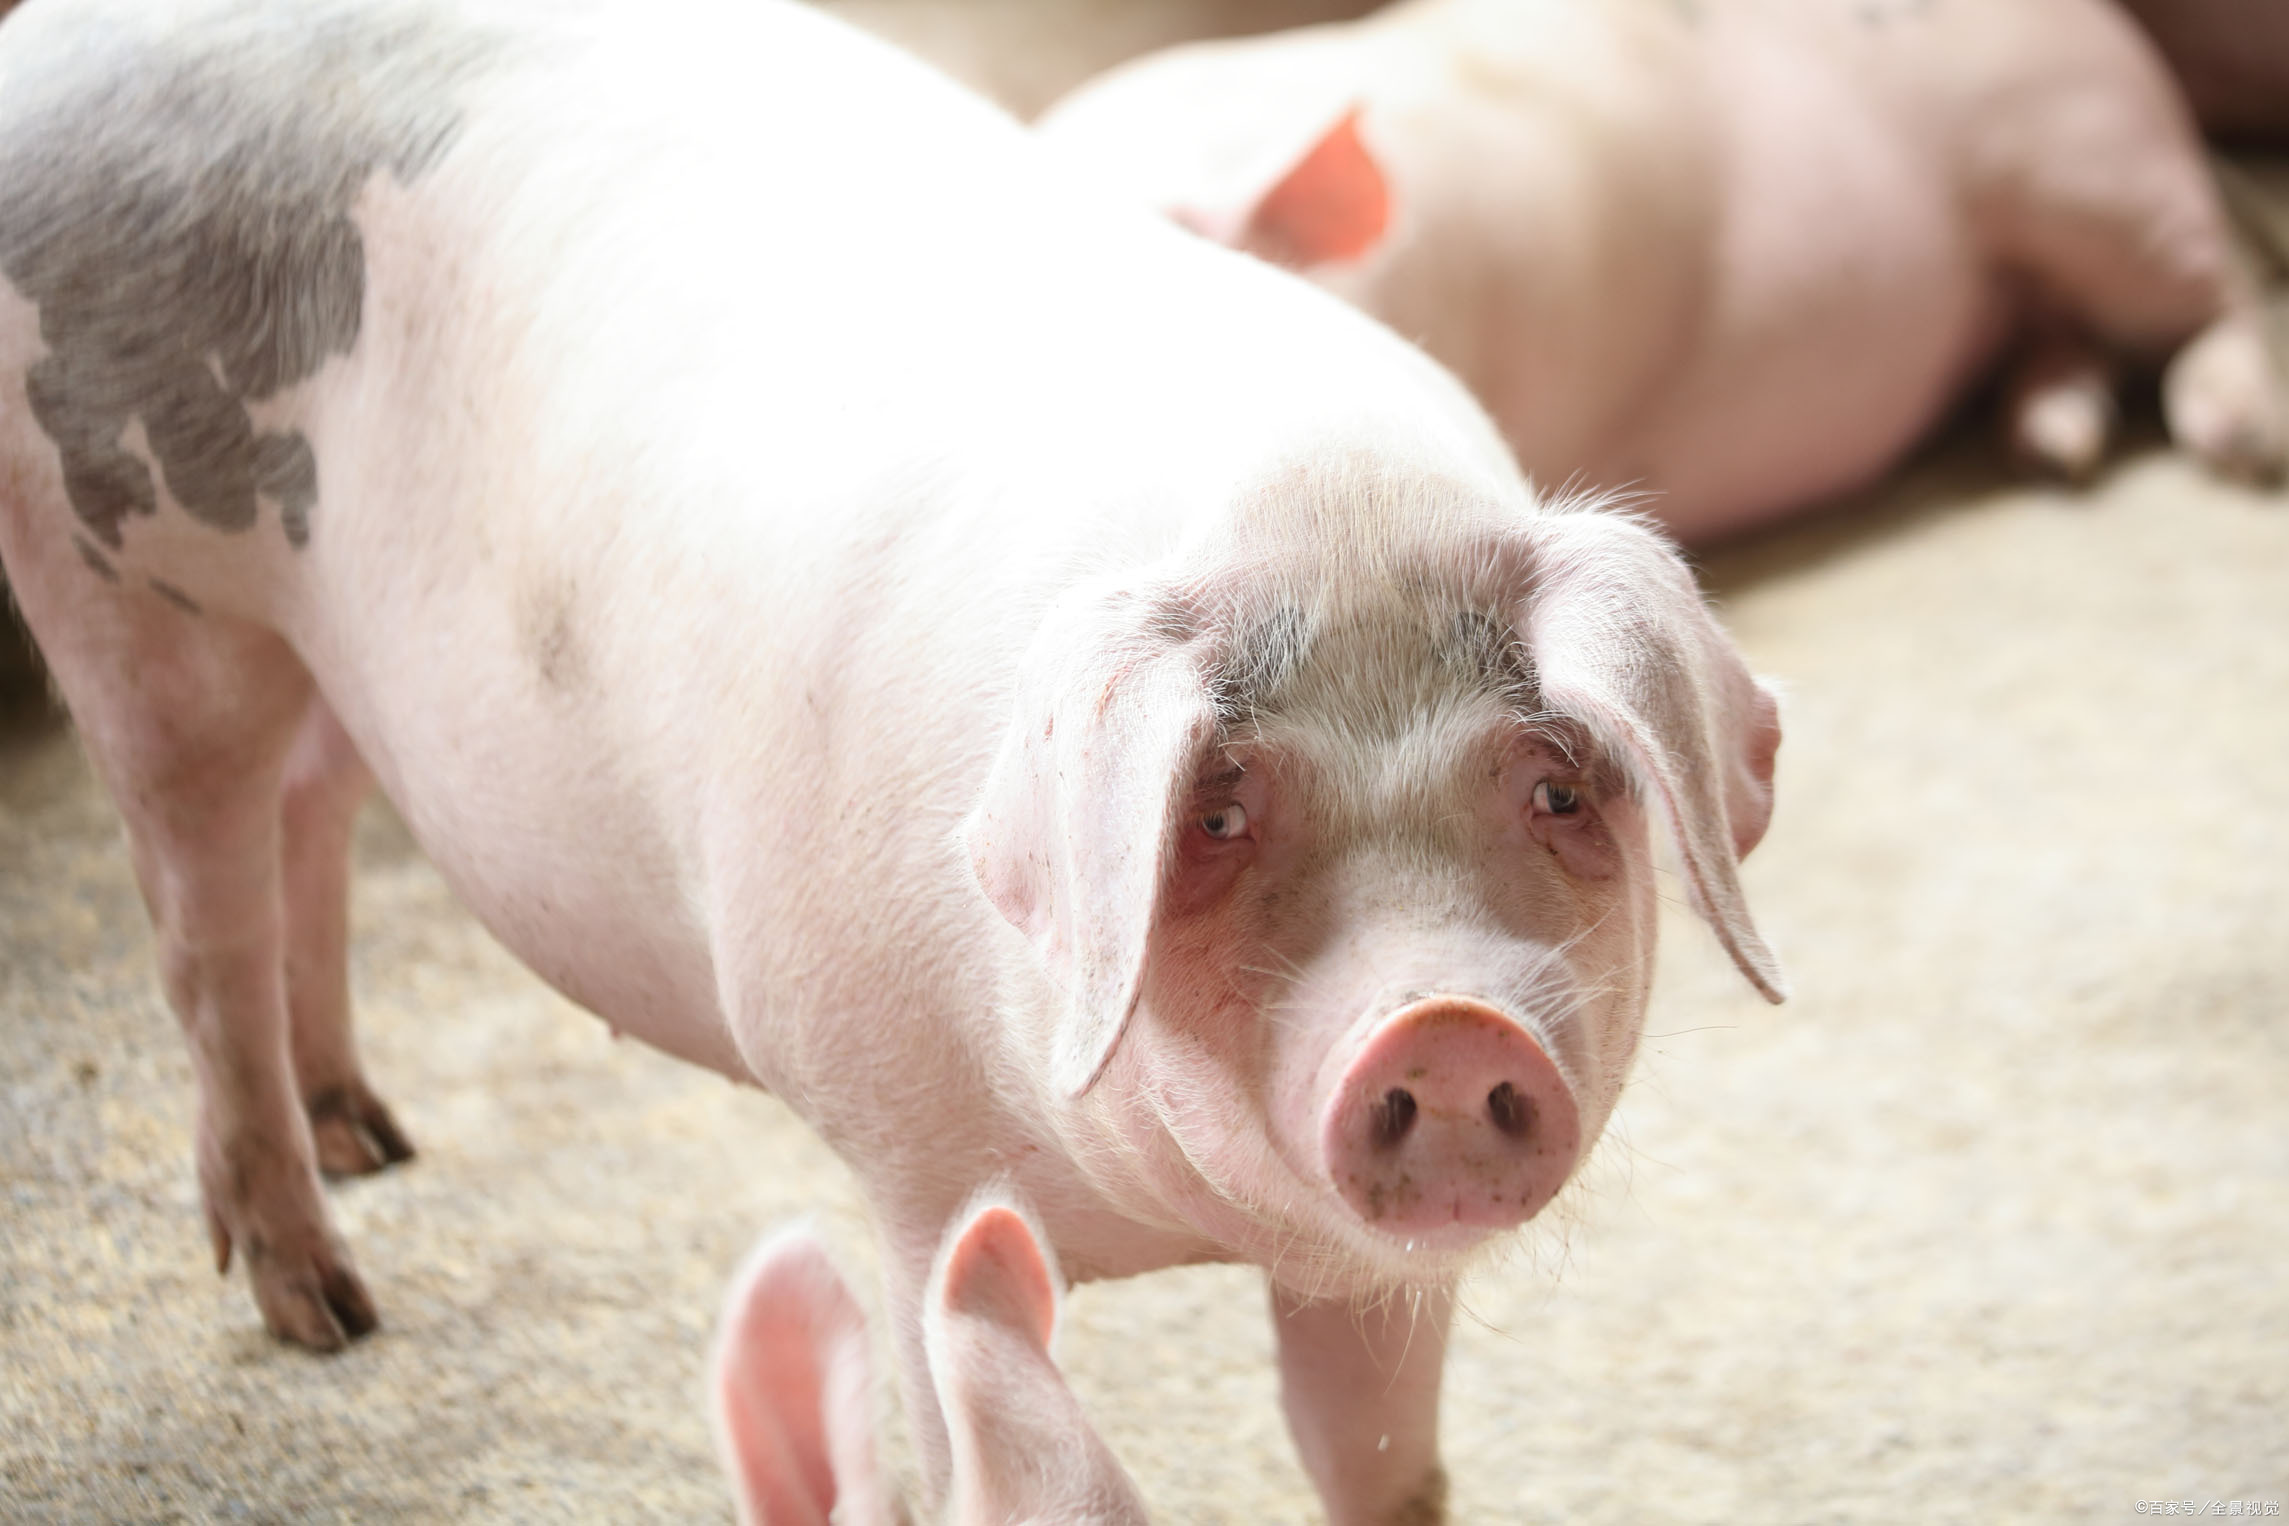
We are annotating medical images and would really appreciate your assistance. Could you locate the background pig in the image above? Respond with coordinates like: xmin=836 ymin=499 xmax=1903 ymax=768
xmin=713 ymin=1197 xmax=1148 ymax=1525
xmin=2116 ymin=0 xmax=2289 ymax=145
xmin=0 ymin=0 xmax=1779 ymax=1519
xmin=1038 ymin=0 xmax=2288 ymax=543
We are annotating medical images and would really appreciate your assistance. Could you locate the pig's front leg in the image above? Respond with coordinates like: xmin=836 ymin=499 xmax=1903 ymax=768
xmin=1271 ymin=1280 xmax=1453 ymax=1526
xmin=876 ymin=1201 xmax=961 ymax=1511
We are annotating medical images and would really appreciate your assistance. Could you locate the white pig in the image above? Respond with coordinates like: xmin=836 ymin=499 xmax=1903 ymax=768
xmin=0 ymin=0 xmax=1781 ymax=1518
xmin=1038 ymin=0 xmax=2289 ymax=543
xmin=713 ymin=1196 xmax=1148 ymax=1525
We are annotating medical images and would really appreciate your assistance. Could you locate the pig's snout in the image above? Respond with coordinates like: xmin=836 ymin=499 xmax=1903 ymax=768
xmin=1322 ymin=996 xmax=1581 ymax=1238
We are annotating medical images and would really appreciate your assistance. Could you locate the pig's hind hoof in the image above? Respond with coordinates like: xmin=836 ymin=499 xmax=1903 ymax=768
xmin=2164 ymin=317 xmax=2289 ymax=487
xmin=307 ymin=1081 xmax=417 ymax=1179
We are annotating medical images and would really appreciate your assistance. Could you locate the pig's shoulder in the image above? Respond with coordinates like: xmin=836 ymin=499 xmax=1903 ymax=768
xmin=0 ymin=0 xmax=514 ymax=548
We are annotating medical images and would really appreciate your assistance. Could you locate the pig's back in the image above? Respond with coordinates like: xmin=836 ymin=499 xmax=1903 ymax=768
xmin=0 ymin=0 xmax=1074 ymax=1073
xmin=0 ymin=0 xmax=1513 ymax=1087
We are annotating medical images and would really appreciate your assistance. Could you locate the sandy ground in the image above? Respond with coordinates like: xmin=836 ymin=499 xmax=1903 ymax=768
xmin=6 ymin=5 xmax=2289 ymax=1523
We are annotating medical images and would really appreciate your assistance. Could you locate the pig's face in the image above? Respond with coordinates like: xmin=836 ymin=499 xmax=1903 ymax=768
xmin=1129 ymin=602 xmax=1659 ymax=1288
xmin=965 ymin=494 xmax=1781 ymax=1295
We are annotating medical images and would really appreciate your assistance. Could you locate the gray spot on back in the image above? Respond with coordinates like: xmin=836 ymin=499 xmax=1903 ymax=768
xmin=0 ymin=1 xmax=501 ymax=549
xmin=71 ymin=534 xmax=118 ymax=583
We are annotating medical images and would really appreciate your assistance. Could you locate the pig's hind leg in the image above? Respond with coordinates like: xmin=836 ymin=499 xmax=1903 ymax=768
xmin=0 ymin=527 xmax=380 ymax=1350
xmin=1973 ymin=41 xmax=2286 ymax=483
xmin=2002 ymin=315 xmax=2120 ymax=481
xmin=280 ymin=700 xmax=415 ymax=1178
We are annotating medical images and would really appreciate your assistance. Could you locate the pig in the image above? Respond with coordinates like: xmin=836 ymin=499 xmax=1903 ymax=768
xmin=2115 ymin=0 xmax=2289 ymax=145
xmin=0 ymin=0 xmax=1782 ymax=1518
xmin=713 ymin=1196 xmax=1148 ymax=1525
xmin=1036 ymin=0 xmax=2289 ymax=544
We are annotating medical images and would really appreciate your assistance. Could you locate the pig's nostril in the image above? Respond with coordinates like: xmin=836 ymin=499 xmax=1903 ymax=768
xmin=1370 ymin=1087 xmax=1418 ymax=1150
xmin=1486 ymin=1081 xmax=1533 ymax=1140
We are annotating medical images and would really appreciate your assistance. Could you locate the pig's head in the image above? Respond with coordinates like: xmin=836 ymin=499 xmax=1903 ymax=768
xmin=963 ymin=492 xmax=1782 ymax=1294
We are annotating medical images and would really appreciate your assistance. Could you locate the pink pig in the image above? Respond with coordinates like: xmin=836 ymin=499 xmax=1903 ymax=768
xmin=1038 ymin=0 xmax=2288 ymax=543
xmin=0 ymin=0 xmax=1779 ymax=1518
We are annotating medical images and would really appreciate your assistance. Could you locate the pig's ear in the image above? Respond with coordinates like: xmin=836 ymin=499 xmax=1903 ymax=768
xmin=926 ymin=1195 xmax=1150 ymax=1525
xmin=1521 ymin=510 xmax=1787 ymax=1002
xmin=709 ymin=1226 xmax=899 ymax=1526
xmin=963 ymin=586 xmax=1218 ymax=1097
xmin=1200 ymin=105 xmax=1391 ymax=269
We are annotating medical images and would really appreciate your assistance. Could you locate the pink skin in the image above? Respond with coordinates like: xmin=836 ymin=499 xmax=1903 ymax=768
xmin=1039 ymin=0 xmax=2289 ymax=543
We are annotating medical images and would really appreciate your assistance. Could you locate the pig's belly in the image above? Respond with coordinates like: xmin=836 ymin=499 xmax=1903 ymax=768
xmin=1629 ymin=24 xmax=2005 ymax=541
xmin=1636 ymin=260 xmax=2003 ymax=541
xmin=291 ymin=569 xmax=747 ymax=1082
xmin=350 ymin=690 xmax=741 ymax=1078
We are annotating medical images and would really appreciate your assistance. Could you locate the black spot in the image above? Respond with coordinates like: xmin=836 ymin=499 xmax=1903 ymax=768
xmin=0 ymin=2 xmax=501 ymax=551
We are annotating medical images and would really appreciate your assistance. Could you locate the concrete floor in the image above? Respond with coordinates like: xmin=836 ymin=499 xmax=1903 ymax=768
xmin=6 ymin=5 xmax=2289 ymax=1523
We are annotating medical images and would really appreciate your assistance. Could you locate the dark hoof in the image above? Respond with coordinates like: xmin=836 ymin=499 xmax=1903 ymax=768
xmin=307 ymin=1082 xmax=417 ymax=1179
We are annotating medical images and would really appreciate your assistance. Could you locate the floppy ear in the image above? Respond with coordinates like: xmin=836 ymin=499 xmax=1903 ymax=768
xmin=1520 ymin=510 xmax=1787 ymax=1001
xmin=1226 ymin=105 xmax=1391 ymax=269
xmin=926 ymin=1196 xmax=1150 ymax=1526
xmin=709 ymin=1226 xmax=898 ymax=1526
xmin=962 ymin=585 xmax=1218 ymax=1098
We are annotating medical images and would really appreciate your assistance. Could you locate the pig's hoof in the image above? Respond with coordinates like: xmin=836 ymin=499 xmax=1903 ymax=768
xmin=2164 ymin=322 xmax=2289 ymax=486
xmin=2010 ymin=381 xmax=2113 ymax=484
xmin=307 ymin=1081 xmax=417 ymax=1179
xmin=244 ymin=1233 xmax=380 ymax=1352
xmin=211 ymin=1198 xmax=381 ymax=1353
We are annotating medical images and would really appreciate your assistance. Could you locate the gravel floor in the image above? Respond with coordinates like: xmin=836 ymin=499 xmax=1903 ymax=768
xmin=5 ymin=5 xmax=2289 ymax=1522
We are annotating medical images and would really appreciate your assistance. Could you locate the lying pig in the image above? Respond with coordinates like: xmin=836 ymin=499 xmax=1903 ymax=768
xmin=714 ymin=1197 xmax=1147 ymax=1525
xmin=0 ymin=0 xmax=1781 ymax=1517
xmin=1038 ymin=0 xmax=2289 ymax=543
xmin=2116 ymin=0 xmax=2289 ymax=145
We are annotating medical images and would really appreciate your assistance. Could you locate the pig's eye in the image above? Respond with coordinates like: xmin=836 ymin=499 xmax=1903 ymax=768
xmin=1200 ymin=804 xmax=1250 ymax=840
xmin=1533 ymin=781 xmax=1582 ymax=816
